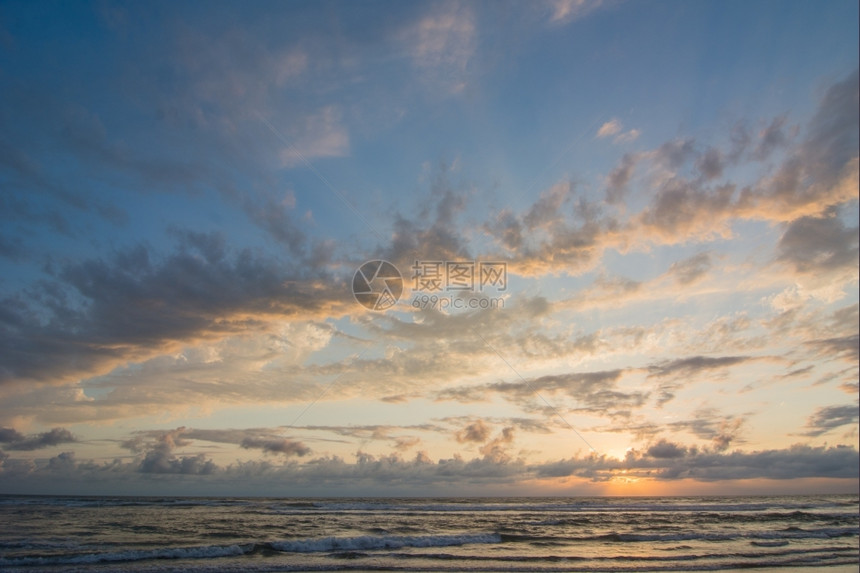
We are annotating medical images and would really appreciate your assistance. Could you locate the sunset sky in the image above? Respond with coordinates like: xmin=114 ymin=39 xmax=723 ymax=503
xmin=0 ymin=0 xmax=858 ymax=497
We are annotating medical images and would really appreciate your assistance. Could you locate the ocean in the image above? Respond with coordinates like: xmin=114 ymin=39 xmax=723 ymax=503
xmin=0 ymin=495 xmax=857 ymax=572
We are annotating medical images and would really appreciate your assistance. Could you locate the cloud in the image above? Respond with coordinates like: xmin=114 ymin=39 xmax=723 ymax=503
xmin=485 ymin=195 xmax=619 ymax=276
xmin=648 ymin=355 xmax=752 ymax=379
xmin=139 ymin=451 xmax=216 ymax=475
xmin=0 ymin=427 xmax=76 ymax=451
xmin=638 ymin=179 xmax=736 ymax=242
xmin=456 ymin=420 xmax=491 ymax=443
xmin=523 ymin=182 xmax=572 ymax=230
xmin=380 ymin=174 xmax=472 ymax=267
xmin=736 ymin=69 xmax=858 ymax=222
xmin=392 ymin=436 xmax=421 ymax=451
xmin=695 ymin=147 xmax=724 ymax=181
xmin=438 ymin=368 xmax=646 ymax=418
xmin=161 ymin=21 xmax=308 ymax=127
xmin=614 ymin=128 xmax=640 ymax=144
xmin=403 ymin=3 xmax=475 ymax=92
xmin=0 ymin=428 xmax=25 ymax=443
xmin=666 ymin=411 xmax=747 ymax=452
xmin=710 ymin=418 xmax=745 ymax=452
xmin=547 ymin=0 xmax=607 ymax=25
xmin=125 ymin=427 xmax=312 ymax=461
xmin=279 ymin=106 xmax=350 ymax=167
xmin=0 ymin=237 xmax=346 ymax=387
xmin=776 ymin=211 xmax=859 ymax=274
xmin=479 ymin=427 xmax=516 ymax=463
xmin=129 ymin=427 xmax=216 ymax=475
xmin=667 ymin=252 xmax=712 ymax=285
xmin=596 ymin=118 xmax=639 ymax=144
xmin=752 ymin=114 xmax=793 ymax=160
xmin=806 ymin=334 xmax=859 ymax=364
xmin=536 ymin=444 xmax=859 ymax=482
xmin=647 ymin=439 xmax=687 ymax=459
xmin=597 ymin=118 xmax=622 ymax=138
xmin=605 ymin=153 xmax=638 ymax=203
xmin=240 ymin=437 xmax=311 ymax=457
xmin=486 ymin=70 xmax=855 ymax=274
xmin=47 ymin=451 xmax=77 ymax=473
xmin=648 ymin=356 xmax=753 ymax=406
xmin=1 ymin=436 xmax=857 ymax=493
xmin=803 ymin=404 xmax=860 ymax=437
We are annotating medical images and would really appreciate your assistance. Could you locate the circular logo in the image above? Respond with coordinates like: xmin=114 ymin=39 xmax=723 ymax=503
xmin=352 ymin=260 xmax=403 ymax=311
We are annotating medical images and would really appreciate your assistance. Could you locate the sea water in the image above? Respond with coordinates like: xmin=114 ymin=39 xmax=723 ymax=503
xmin=0 ymin=495 xmax=857 ymax=571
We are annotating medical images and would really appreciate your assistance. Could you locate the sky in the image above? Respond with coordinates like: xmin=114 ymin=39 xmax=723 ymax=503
xmin=0 ymin=0 xmax=857 ymax=497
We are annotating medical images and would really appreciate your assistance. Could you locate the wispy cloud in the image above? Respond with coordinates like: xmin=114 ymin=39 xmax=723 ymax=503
xmin=547 ymin=0 xmax=609 ymax=25
xmin=401 ymin=2 xmax=476 ymax=93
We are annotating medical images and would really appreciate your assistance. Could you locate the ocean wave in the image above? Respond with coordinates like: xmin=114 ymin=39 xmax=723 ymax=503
xmin=596 ymin=526 xmax=859 ymax=543
xmin=268 ymin=532 xmax=502 ymax=553
xmin=0 ymin=543 xmax=253 ymax=567
xmin=263 ymin=499 xmax=850 ymax=515
xmin=0 ymin=496 xmax=253 ymax=509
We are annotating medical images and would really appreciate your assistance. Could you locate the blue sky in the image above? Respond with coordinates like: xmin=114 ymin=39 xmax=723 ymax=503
xmin=0 ymin=0 xmax=858 ymax=496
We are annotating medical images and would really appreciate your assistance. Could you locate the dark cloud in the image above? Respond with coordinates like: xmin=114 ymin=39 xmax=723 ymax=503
xmin=125 ymin=427 xmax=312 ymax=460
xmin=129 ymin=428 xmax=216 ymax=475
xmin=803 ymin=404 xmax=859 ymax=437
xmin=695 ymin=148 xmax=724 ymax=181
xmin=536 ymin=444 xmax=859 ymax=482
xmin=647 ymin=439 xmax=687 ymax=459
xmin=47 ymin=451 xmax=77 ymax=472
xmin=0 ymin=239 xmax=344 ymax=386
xmin=649 ymin=355 xmax=751 ymax=378
xmin=776 ymin=211 xmax=859 ymax=273
xmin=780 ymin=365 xmax=814 ymax=379
xmin=139 ymin=451 xmax=216 ymax=475
xmin=806 ymin=334 xmax=859 ymax=363
xmin=0 ymin=438 xmax=857 ymax=491
xmin=241 ymin=437 xmax=310 ymax=456
xmin=0 ymin=427 xmax=25 ymax=443
xmin=639 ymin=179 xmax=735 ymax=240
xmin=2 ymin=427 xmax=76 ymax=451
xmin=671 ymin=444 xmax=859 ymax=481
